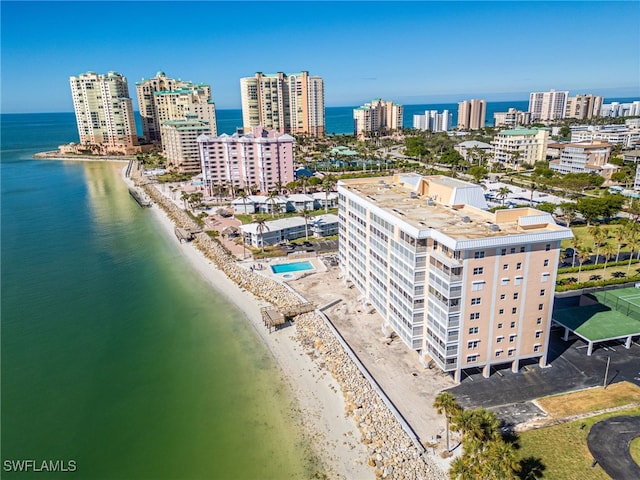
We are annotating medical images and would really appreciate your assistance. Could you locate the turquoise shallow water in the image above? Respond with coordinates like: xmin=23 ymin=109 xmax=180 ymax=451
xmin=1 ymin=114 xmax=316 ymax=479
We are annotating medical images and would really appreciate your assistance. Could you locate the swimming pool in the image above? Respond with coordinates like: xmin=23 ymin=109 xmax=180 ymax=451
xmin=271 ymin=260 xmax=314 ymax=274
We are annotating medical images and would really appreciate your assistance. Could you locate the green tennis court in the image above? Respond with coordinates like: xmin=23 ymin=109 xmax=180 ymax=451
xmin=553 ymin=287 xmax=640 ymax=355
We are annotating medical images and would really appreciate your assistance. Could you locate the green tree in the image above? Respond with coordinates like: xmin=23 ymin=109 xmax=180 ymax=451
xmin=433 ymin=392 xmax=461 ymax=452
xmin=602 ymin=242 xmax=616 ymax=275
xmin=322 ymin=175 xmax=337 ymax=213
xmin=497 ymin=187 xmax=511 ymax=205
xmin=559 ymin=202 xmax=578 ymax=227
xmin=267 ymin=190 xmax=279 ymax=218
xmin=576 ymin=244 xmax=593 ymax=283
xmin=536 ymin=202 xmax=556 ymax=214
xmin=301 ymin=208 xmax=311 ymax=241
xmin=255 ymin=217 xmax=269 ymax=253
xmin=469 ymin=166 xmax=488 ymax=183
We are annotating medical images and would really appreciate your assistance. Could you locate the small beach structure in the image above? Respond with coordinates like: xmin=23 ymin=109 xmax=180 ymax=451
xmin=260 ymin=307 xmax=286 ymax=333
xmin=174 ymin=227 xmax=194 ymax=243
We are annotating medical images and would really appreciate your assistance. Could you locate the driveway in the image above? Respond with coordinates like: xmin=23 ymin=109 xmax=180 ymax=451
xmin=588 ymin=416 xmax=640 ymax=480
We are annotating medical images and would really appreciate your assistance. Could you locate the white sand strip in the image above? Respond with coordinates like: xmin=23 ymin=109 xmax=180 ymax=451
xmin=146 ymin=198 xmax=373 ymax=479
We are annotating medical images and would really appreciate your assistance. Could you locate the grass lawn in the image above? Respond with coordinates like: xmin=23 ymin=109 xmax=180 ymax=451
xmin=631 ymin=437 xmax=640 ymax=466
xmin=536 ymin=382 xmax=640 ymax=417
xmin=517 ymin=406 xmax=640 ymax=480
xmin=561 ymin=224 xmax=629 ymax=254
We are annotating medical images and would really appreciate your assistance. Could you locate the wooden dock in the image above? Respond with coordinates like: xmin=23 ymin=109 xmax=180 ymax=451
xmin=261 ymin=307 xmax=286 ymax=333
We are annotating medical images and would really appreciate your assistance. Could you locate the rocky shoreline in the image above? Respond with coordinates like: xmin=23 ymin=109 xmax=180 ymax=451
xmin=138 ymin=175 xmax=447 ymax=480
xmin=34 ymin=150 xmax=133 ymax=162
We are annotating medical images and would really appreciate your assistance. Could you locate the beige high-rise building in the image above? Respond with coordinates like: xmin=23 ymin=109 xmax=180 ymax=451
xmin=240 ymin=71 xmax=325 ymax=137
xmin=160 ymin=114 xmax=212 ymax=174
xmin=70 ymin=71 xmax=138 ymax=153
xmin=492 ymin=127 xmax=549 ymax=169
xmin=136 ymin=71 xmax=217 ymax=144
xmin=457 ymin=99 xmax=486 ymax=130
xmin=338 ymin=174 xmax=572 ymax=382
xmin=528 ymin=89 xmax=568 ymax=121
xmin=353 ymin=98 xmax=403 ymax=138
xmin=565 ymin=94 xmax=604 ymax=120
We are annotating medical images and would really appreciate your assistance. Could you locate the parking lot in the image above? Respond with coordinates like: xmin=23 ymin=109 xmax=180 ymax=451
xmin=449 ymin=329 xmax=640 ymax=413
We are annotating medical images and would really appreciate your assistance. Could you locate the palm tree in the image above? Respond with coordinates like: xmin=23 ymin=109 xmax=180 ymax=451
xmin=483 ymin=439 xmax=520 ymax=480
xmin=433 ymin=392 xmax=461 ymax=452
xmin=301 ymin=208 xmax=311 ymax=241
xmin=237 ymin=191 xmax=249 ymax=215
xmin=267 ymin=190 xmax=279 ymax=218
xmin=615 ymin=225 xmax=627 ymax=263
xmin=626 ymin=234 xmax=639 ymax=276
xmin=602 ymin=242 xmax=616 ymax=276
xmin=180 ymin=190 xmax=190 ymax=210
xmin=255 ymin=217 xmax=269 ymax=253
xmin=576 ymin=244 xmax=593 ymax=283
xmin=322 ymin=175 xmax=336 ymax=214
xmin=589 ymin=225 xmax=607 ymax=265
xmin=497 ymin=186 xmax=511 ymax=205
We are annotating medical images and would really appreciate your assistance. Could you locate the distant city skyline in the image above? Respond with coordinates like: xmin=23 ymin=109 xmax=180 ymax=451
xmin=1 ymin=1 xmax=639 ymax=113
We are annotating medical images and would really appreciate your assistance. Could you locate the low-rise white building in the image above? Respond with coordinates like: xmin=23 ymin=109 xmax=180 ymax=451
xmin=241 ymin=214 xmax=339 ymax=247
xmin=570 ymin=125 xmax=640 ymax=148
xmin=413 ymin=110 xmax=452 ymax=132
xmin=454 ymin=140 xmax=493 ymax=162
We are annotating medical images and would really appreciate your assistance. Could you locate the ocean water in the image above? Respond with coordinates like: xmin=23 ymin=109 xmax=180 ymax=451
xmin=217 ymin=97 xmax=639 ymax=135
xmin=0 ymin=113 xmax=316 ymax=479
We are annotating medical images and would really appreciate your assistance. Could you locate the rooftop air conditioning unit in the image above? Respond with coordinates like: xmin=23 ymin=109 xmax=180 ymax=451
xmin=488 ymin=224 xmax=500 ymax=232
xmin=410 ymin=192 xmax=417 ymax=199
xmin=462 ymin=216 xmax=471 ymax=223
xmin=425 ymin=198 xmax=435 ymax=206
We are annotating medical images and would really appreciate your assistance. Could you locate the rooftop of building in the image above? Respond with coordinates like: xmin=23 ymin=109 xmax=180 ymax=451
xmin=240 ymin=213 xmax=339 ymax=234
xmin=548 ymin=140 xmax=612 ymax=150
xmin=456 ymin=140 xmax=492 ymax=149
xmin=338 ymin=174 xmax=572 ymax=245
xmin=498 ymin=127 xmax=547 ymax=136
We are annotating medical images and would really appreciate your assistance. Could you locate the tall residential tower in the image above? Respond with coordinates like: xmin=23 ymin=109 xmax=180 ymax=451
xmin=240 ymin=71 xmax=325 ymax=137
xmin=457 ymin=99 xmax=486 ymax=130
xmin=338 ymin=174 xmax=572 ymax=382
xmin=353 ymin=98 xmax=403 ymax=138
xmin=69 ymin=71 xmax=138 ymax=153
xmin=528 ymin=89 xmax=569 ymax=121
xmin=136 ymin=71 xmax=217 ymax=144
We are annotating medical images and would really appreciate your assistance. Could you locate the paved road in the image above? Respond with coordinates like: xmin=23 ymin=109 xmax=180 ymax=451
xmin=587 ymin=416 xmax=640 ymax=480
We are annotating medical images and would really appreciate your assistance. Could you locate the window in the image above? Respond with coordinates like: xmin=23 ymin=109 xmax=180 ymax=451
xmin=513 ymin=293 xmax=519 ymax=300
xmin=473 ymin=267 xmax=484 ymax=275
xmin=469 ymin=327 xmax=479 ymax=335
xmin=538 ymin=303 xmax=544 ymax=311
xmin=501 ymin=278 xmax=510 ymax=286
xmin=509 ymin=334 xmax=517 ymax=343
xmin=470 ymin=312 xmax=480 ymax=320
xmin=540 ymin=289 xmax=546 ymax=296
xmin=515 ymin=276 xmax=523 ymax=286
xmin=544 ymin=259 xmax=549 ymax=267
xmin=498 ymin=323 xmax=503 ymax=329
xmin=541 ymin=273 xmax=550 ymax=283
xmin=501 ymin=248 xmax=507 ymax=255
xmin=511 ymin=307 xmax=517 ymax=314
xmin=520 ymin=246 xmax=526 ymax=253
xmin=500 ymin=294 xmax=506 ymax=300
xmin=466 ymin=354 xmax=479 ymax=363
xmin=510 ymin=247 xmax=516 ymax=254
xmin=535 ymin=330 xmax=543 ymax=339
xmin=534 ymin=344 xmax=541 ymax=353
xmin=503 ymin=264 xmax=509 ymax=270
xmin=496 ymin=350 xmax=503 ymax=357
xmin=474 ymin=251 xmax=485 ymax=259
xmin=471 ymin=297 xmax=481 ymax=305
xmin=537 ymin=317 xmax=542 ymax=325
xmin=467 ymin=340 xmax=480 ymax=349
xmin=497 ymin=336 xmax=504 ymax=343
xmin=510 ymin=321 xmax=516 ymax=328
xmin=516 ymin=262 xmax=522 ymax=270
xmin=499 ymin=308 xmax=504 ymax=315
xmin=472 ymin=281 xmax=485 ymax=291
xmin=545 ymin=243 xmax=551 ymax=251
xmin=508 ymin=348 xmax=516 ymax=357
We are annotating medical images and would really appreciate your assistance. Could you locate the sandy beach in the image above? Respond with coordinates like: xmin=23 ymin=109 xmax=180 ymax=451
xmin=122 ymin=161 xmax=448 ymax=479
xmin=137 ymin=182 xmax=373 ymax=478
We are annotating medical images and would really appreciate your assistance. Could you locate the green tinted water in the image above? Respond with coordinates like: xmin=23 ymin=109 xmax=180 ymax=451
xmin=2 ymin=117 xmax=316 ymax=479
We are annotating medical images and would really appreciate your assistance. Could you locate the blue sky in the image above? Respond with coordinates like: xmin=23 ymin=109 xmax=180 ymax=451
xmin=1 ymin=1 xmax=638 ymax=113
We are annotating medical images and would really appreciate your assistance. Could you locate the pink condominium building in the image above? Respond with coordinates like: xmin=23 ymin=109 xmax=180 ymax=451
xmin=338 ymin=174 xmax=573 ymax=382
xmin=197 ymin=127 xmax=295 ymax=194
